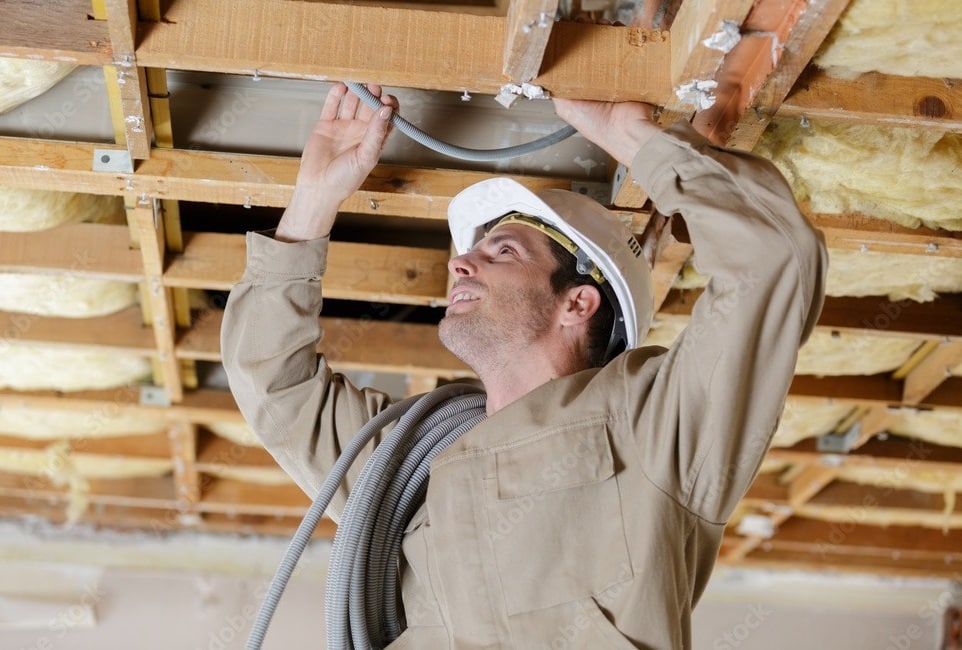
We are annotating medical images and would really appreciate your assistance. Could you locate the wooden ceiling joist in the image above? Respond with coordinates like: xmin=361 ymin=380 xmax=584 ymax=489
xmin=725 ymin=0 xmax=854 ymax=149
xmin=134 ymin=0 xmax=672 ymax=103
xmin=502 ymin=0 xmax=559 ymax=83
xmin=0 ymin=0 xmax=112 ymax=64
xmin=780 ymin=69 xmax=962 ymax=133
xmin=903 ymin=342 xmax=962 ymax=406
xmin=103 ymin=0 xmax=153 ymax=160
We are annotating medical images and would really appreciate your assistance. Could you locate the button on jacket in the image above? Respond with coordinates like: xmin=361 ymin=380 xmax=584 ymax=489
xmin=221 ymin=122 xmax=828 ymax=649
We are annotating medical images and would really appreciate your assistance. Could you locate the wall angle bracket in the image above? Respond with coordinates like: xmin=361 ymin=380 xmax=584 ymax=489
xmin=569 ymin=181 xmax=610 ymax=204
xmin=140 ymin=385 xmax=171 ymax=407
xmin=816 ymin=420 xmax=861 ymax=453
xmin=92 ymin=148 xmax=134 ymax=174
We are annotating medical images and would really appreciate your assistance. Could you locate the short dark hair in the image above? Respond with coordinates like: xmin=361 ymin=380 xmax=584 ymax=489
xmin=546 ymin=238 xmax=615 ymax=368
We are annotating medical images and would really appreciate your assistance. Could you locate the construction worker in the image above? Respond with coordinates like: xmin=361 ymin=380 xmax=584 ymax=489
xmin=221 ymin=82 xmax=827 ymax=648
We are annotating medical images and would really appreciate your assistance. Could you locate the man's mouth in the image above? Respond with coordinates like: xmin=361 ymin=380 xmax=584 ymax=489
xmin=450 ymin=292 xmax=479 ymax=304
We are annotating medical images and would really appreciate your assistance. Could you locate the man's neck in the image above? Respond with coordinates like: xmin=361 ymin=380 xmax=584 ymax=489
xmin=474 ymin=343 xmax=588 ymax=415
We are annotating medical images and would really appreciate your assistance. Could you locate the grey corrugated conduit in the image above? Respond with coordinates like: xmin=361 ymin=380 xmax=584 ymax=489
xmin=247 ymin=383 xmax=487 ymax=650
xmin=346 ymin=81 xmax=577 ymax=162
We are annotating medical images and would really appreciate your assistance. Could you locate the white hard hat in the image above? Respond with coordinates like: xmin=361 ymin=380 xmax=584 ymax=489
xmin=447 ymin=177 xmax=653 ymax=361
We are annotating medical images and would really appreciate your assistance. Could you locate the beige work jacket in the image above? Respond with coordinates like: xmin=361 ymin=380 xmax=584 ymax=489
xmin=221 ymin=123 xmax=827 ymax=649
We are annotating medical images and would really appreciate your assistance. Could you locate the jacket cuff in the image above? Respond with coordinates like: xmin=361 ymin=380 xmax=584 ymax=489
xmin=243 ymin=230 xmax=329 ymax=279
xmin=628 ymin=121 xmax=709 ymax=196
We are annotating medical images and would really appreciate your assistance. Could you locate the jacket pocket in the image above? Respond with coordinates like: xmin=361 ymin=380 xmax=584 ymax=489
xmin=505 ymin=597 xmax=641 ymax=649
xmin=483 ymin=423 xmax=634 ymax=615
xmin=399 ymin=504 xmax=445 ymax=627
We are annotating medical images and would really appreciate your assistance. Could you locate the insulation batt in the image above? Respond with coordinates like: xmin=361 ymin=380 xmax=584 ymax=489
xmin=0 ymin=187 xmax=125 ymax=232
xmin=795 ymin=330 xmax=920 ymax=377
xmin=0 ymin=342 xmax=152 ymax=391
xmin=814 ymin=0 xmax=962 ymax=79
xmin=643 ymin=310 xmax=921 ymax=378
xmin=0 ymin=406 xmax=165 ymax=440
xmin=0 ymin=57 xmax=76 ymax=115
xmin=890 ymin=409 xmax=962 ymax=449
xmin=756 ymin=119 xmax=962 ymax=232
xmin=770 ymin=400 xmax=853 ymax=448
xmin=675 ymin=249 xmax=962 ymax=303
xmin=0 ymin=273 xmax=138 ymax=318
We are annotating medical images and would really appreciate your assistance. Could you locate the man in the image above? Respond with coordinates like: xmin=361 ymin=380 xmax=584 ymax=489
xmin=222 ymin=82 xmax=826 ymax=648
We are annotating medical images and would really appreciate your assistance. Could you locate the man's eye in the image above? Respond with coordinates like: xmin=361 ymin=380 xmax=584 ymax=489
xmin=499 ymin=245 xmax=515 ymax=255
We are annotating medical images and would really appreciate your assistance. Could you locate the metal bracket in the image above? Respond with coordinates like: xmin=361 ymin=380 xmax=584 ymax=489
xmin=569 ymin=181 xmax=610 ymax=205
xmin=140 ymin=385 xmax=171 ymax=407
xmin=817 ymin=420 xmax=861 ymax=453
xmin=92 ymin=148 xmax=133 ymax=174
xmin=736 ymin=514 xmax=775 ymax=539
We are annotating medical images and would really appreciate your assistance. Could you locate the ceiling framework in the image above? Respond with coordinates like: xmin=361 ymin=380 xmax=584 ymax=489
xmin=0 ymin=0 xmax=961 ymax=581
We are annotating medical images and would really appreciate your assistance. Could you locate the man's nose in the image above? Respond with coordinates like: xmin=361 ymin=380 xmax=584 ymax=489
xmin=448 ymin=252 xmax=477 ymax=277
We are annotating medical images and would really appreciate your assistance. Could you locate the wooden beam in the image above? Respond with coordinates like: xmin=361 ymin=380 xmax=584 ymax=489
xmin=903 ymin=341 xmax=962 ymax=405
xmin=182 ymin=309 xmax=470 ymax=377
xmin=726 ymin=462 xmax=838 ymax=562
xmin=103 ymin=0 xmax=153 ymax=159
xmin=168 ymin=422 xmax=200 ymax=515
xmin=770 ymin=436 xmax=962 ymax=473
xmin=689 ymin=0 xmax=807 ymax=144
xmin=664 ymin=0 xmax=755 ymax=115
xmin=132 ymin=200 xmax=183 ymax=402
xmin=0 ymin=0 xmax=113 ymax=64
xmin=0 ymin=307 xmax=153 ymax=354
xmin=770 ymin=517 xmax=962 ymax=557
xmin=135 ymin=0 xmax=672 ymax=103
xmin=0 ymin=387 xmax=244 ymax=425
xmin=502 ymin=0 xmax=558 ymax=82
xmin=0 ymin=138 xmax=573 ymax=216
xmin=726 ymin=0 xmax=853 ymax=149
xmin=0 ymin=223 xmax=143 ymax=280
xmin=166 ymin=233 xmax=451 ymax=304
xmin=1 ymin=137 xmax=959 ymax=258
xmin=660 ymin=290 xmax=962 ymax=341
xmin=779 ymin=68 xmax=962 ymax=132
xmin=734 ymin=545 xmax=961 ymax=579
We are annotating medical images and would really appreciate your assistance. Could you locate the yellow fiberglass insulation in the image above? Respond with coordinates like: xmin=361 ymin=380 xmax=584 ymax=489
xmin=826 ymin=249 xmax=962 ymax=302
xmin=890 ymin=409 xmax=962 ymax=449
xmin=0 ymin=273 xmax=138 ymax=318
xmin=770 ymin=400 xmax=854 ymax=448
xmin=674 ymin=249 xmax=962 ymax=303
xmin=795 ymin=331 xmax=920 ymax=377
xmin=0 ymin=406 xmax=165 ymax=440
xmin=0 ymin=187 xmax=126 ymax=232
xmin=0 ymin=57 xmax=76 ymax=115
xmin=814 ymin=0 xmax=962 ymax=79
xmin=756 ymin=119 xmax=962 ymax=232
xmin=0 ymin=341 xmax=152 ymax=392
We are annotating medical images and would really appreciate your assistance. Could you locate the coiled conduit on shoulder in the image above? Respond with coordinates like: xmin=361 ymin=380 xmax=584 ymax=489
xmin=247 ymin=383 xmax=487 ymax=650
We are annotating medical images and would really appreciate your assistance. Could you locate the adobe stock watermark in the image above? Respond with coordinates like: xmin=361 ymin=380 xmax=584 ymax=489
xmin=488 ymin=434 xmax=602 ymax=542
xmin=194 ymin=581 xmax=270 ymax=650
xmin=814 ymin=437 xmax=933 ymax=556
xmin=14 ymin=580 xmax=107 ymax=650
xmin=548 ymin=562 xmax=632 ymax=650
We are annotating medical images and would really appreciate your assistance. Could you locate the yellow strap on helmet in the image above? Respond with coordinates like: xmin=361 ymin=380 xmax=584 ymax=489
xmin=487 ymin=212 xmax=607 ymax=285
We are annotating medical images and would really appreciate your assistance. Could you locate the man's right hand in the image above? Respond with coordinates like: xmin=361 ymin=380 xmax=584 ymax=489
xmin=276 ymin=83 xmax=399 ymax=242
xmin=553 ymin=98 xmax=659 ymax=168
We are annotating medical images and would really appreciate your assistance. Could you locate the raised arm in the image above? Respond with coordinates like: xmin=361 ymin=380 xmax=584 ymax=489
xmin=221 ymin=84 xmax=399 ymax=511
xmin=555 ymin=98 xmax=828 ymax=522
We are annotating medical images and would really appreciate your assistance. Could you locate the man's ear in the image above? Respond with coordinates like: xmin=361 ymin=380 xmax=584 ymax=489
xmin=559 ymin=284 xmax=602 ymax=327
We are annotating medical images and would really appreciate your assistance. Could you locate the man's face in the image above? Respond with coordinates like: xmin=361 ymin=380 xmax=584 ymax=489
xmin=438 ymin=223 xmax=561 ymax=367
